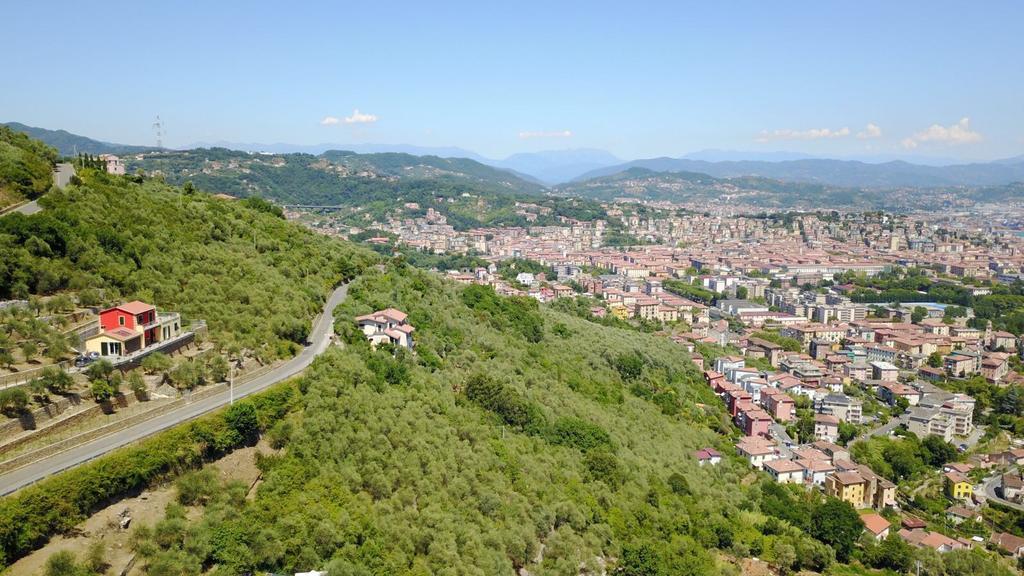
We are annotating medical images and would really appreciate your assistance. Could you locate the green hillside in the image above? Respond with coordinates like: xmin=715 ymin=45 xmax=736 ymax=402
xmin=0 ymin=164 xmax=375 ymax=359
xmin=115 ymin=264 xmax=825 ymax=575
xmin=111 ymin=264 xmax=1016 ymax=575
xmin=556 ymin=167 xmax=887 ymax=209
xmin=0 ymin=125 xmax=57 ymax=209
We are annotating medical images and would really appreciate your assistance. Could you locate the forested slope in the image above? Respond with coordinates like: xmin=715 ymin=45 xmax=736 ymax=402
xmin=125 ymin=148 xmax=612 ymax=230
xmin=0 ymin=125 xmax=57 ymax=209
xmin=125 ymin=263 xmax=830 ymax=575
xmin=0 ymin=164 xmax=375 ymax=358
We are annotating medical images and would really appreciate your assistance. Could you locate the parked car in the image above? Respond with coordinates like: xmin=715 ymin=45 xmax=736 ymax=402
xmin=74 ymin=352 xmax=100 ymax=367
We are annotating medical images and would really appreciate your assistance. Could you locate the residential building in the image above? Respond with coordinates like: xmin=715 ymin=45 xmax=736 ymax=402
xmin=944 ymin=471 xmax=973 ymax=500
xmin=813 ymin=413 xmax=840 ymax=441
xmin=356 ymin=308 xmax=416 ymax=350
xmin=825 ymin=470 xmax=867 ymax=507
xmin=85 ymin=300 xmax=182 ymax=357
xmin=765 ymin=459 xmax=804 ymax=484
xmin=817 ymin=393 xmax=863 ymax=424
xmin=870 ymin=361 xmax=899 ymax=381
xmin=861 ymin=513 xmax=891 ymax=540
xmin=100 ymin=154 xmax=125 ymax=175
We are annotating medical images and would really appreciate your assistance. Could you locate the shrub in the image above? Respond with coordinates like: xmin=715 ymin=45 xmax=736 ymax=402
xmin=224 ymin=402 xmax=259 ymax=444
xmin=547 ymin=417 xmax=612 ymax=452
xmin=140 ymin=352 xmax=173 ymax=374
xmin=39 ymin=366 xmax=73 ymax=394
xmin=0 ymin=387 xmax=29 ymax=416
xmin=90 ymin=380 xmax=115 ymax=403
xmin=175 ymin=468 xmax=220 ymax=506
xmin=584 ymin=449 xmax=624 ymax=486
xmin=465 ymin=373 xmax=545 ymax=432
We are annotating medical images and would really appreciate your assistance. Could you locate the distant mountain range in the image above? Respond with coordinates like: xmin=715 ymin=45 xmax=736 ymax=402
xmin=6 ymin=121 xmax=1024 ymax=189
xmin=574 ymin=156 xmax=1024 ymax=188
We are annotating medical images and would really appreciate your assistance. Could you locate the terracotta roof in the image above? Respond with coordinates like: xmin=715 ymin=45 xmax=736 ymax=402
xmin=765 ymin=459 xmax=803 ymax=473
xmin=832 ymin=470 xmax=866 ymax=485
xmin=814 ymin=414 xmax=840 ymax=425
xmin=992 ymin=532 xmax=1024 ymax=554
xmin=861 ymin=513 xmax=890 ymax=536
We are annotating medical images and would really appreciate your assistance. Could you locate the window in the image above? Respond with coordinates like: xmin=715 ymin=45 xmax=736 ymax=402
xmin=119 ymin=316 xmax=125 ymax=326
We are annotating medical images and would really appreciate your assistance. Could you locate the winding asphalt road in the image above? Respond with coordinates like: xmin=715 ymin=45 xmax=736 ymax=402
xmin=983 ymin=469 xmax=1024 ymax=512
xmin=0 ymin=283 xmax=348 ymax=496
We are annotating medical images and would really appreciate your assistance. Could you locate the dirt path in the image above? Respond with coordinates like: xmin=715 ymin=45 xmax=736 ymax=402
xmin=5 ymin=442 xmax=271 ymax=576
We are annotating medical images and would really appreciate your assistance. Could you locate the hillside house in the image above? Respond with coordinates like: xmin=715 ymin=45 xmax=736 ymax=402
xmin=85 ymin=300 xmax=181 ymax=357
xmin=356 ymin=308 xmax=415 ymax=350
xmin=100 ymin=154 xmax=125 ymax=175
xmin=992 ymin=532 xmax=1024 ymax=558
xmin=861 ymin=513 xmax=891 ymax=541
xmin=765 ymin=459 xmax=804 ymax=484
xmin=693 ymin=448 xmax=722 ymax=466
xmin=735 ymin=439 xmax=778 ymax=470
xmin=944 ymin=471 xmax=973 ymax=500
xmin=826 ymin=470 xmax=867 ymax=507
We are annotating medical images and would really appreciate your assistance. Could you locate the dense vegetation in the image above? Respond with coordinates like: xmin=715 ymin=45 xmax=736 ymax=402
xmin=0 ymin=125 xmax=57 ymax=208
xmin=663 ymin=278 xmax=719 ymax=304
xmin=0 ymin=380 xmax=300 ymax=567
xmin=124 ymin=263 xmax=767 ymax=575
xmin=849 ymin=431 xmax=959 ymax=483
xmin=0 ymin=165 xmax=375 ymax=358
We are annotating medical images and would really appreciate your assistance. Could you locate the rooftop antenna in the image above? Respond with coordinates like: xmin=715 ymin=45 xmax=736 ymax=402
xmin=152 ymin=115 xmax=164 ymax=149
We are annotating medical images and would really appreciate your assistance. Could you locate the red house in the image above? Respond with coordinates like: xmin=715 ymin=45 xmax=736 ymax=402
xmin=726 ymin=390 xmax=752 ymax=417
xmin=761 ymin=389 xmax=796 ymax=422
xmin=736 ymin=407 xmax=773 ymax=437
xmin=87 ymin=300 xmax=182 ymax=357
xmin=100 ymin=301 xmax=158 ymax=345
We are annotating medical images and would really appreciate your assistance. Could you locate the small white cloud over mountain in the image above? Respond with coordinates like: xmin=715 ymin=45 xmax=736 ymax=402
xmin=902 ymin=117 xmax=981 ymax=149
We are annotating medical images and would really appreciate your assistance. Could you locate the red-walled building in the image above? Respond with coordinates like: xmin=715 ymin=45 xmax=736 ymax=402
xmin=726 ymin=389 xmax=752 ymax=417
xmin=761 ymin=388 xmax=796 ymax=422
xmin=736 ymin=407 xmax=773 ymax=438
xmin=100 ymin=301 xmax=158 ymax=345
xmin=87 ymin=300 xmax=182 ymax=357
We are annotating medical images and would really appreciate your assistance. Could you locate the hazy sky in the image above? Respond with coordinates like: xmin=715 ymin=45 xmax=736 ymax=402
xmin=5 ymin=0 xmax=1023 ymax=160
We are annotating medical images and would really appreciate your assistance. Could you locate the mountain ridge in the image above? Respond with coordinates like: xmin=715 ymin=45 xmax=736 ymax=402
xmin=575 ymin=156 xmax=1024 ymax=188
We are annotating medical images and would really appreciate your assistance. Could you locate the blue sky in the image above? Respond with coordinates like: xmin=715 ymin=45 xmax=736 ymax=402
xmin=4 ymin=0 xmax=1023 ymax=161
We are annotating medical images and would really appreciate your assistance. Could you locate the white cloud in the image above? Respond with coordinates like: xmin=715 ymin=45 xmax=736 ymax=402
xmin=901 ymin=117 xmax=981 ymax=149
xmin=857 ymin=123 xmax=882 ymax=139
xmin=755 ymin=126 xmax=850 ymax=142
xmin=519 ymin=130 xmax=573 ymax=139
xmin=344 ymin=109 xmax=378 ymax=124
xmin=320 ymin=116 xmax=341 ymax=126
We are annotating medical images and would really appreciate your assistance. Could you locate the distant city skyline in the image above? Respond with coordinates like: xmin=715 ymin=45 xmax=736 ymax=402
xmin=4 ymin=0 xmax=1023 ymax=161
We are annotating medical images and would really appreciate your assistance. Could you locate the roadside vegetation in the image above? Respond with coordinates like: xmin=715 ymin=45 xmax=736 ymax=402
xmin=0 ymin=125 xmax=57 ymax=209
